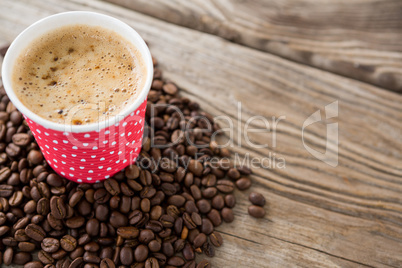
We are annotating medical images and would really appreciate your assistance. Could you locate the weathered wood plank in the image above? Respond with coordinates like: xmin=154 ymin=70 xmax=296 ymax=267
xmin=0 ymin=0 xmax=401 ymax=267
xmin=105 ymin=0 xmax=402 ymax=93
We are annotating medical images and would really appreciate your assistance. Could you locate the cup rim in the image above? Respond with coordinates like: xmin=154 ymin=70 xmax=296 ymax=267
xmin=1 ymin=11 xmax=153 ymax=133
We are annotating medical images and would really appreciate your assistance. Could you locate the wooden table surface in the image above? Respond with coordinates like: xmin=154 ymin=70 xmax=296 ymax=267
xmin=0 ymin=0 xmax=401 ymax=267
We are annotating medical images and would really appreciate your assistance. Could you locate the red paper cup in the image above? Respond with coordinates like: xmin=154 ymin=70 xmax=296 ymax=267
xmin=1 ymin=12 xmax=153 ymax=183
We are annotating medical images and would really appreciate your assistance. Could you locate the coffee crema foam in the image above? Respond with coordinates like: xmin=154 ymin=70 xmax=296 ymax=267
xmin=12 ymin=24 xmax=146 ymax=125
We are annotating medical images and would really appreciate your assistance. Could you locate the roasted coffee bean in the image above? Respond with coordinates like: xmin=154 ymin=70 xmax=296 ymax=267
xmin=95 ymin=204 xmax=110 ymax=222
xmin=85 ymin=241 xmax=100 ymax=252
xmin=117 ymin=226 xmax=139 ymax=239
xmin=94 ymin=189 xmax=111 ymax=204
xmin=13 ymin=216 xmax=29 ymax=230
xmin=104 ymin=178 xmax=120 ymax=196
xmin=173 ymin=238 xmax=185 ymax=252
xmin=83 ymin=251 xmax=101 ymax=263
xmin=120 ymin=246 xmax=134 ymax=265
xmin=216 ymin=180 xmax=234 ymax=193
xmin=50 ymin=196 xmax=66 ymax=219
xmin=12 ymin=133 xmax=30 ymax=147
xmin=138 ymin=229 xmax=154 ymax=244
xmin=86 ymin=218 xmax=100 ymax=237
xmin=207 ymin=209 xmax=222 ymax=227
xmin=3 ymin=247 xmax=13 ymax=265
xmin=182 ymin=243 xmax=195 ymax=260
xmin=110 ymin=211 xmax=128 ymax=228
xmin=65 ymin=216 xmax=85 ymax=229
xmin=14 ymin=229 xmax=29 ymax=242
xmin=188 ymin=160 xmax=203 ymax=176
xmin=41 ymin=237 xmax=60 ymax=253
xmin=125 ymin=165 xmax=140 ymax=179
xmin=27 ymin=150 xmax=43 ymax=165
xmin=249 ymin=192 xmax=266 ymax=206
xmin=196 ymin=199 xmax=211 ymax=214
xmin=227 ymin=168 xmax=241 ymax=180
xmin=201 ymin=187 xmax=217 ymax=199
xmin=183 ymin=260 xmax=196 ymax=268
xmin=24 ymin=261 xmax=44 ymax=268
xmin=167 ymin=256 xmax=185 ymax=266
xmin=37 ymin=197 xmax=50 ymax=215
xmin=69 ymin=257 xmax=84 ymax=268
xmin=209 ymin=232 xmax=223 ymax=247
xmin=13 ymin=251 xmax=32 ymax=264
xmin=162 ymin=242 xmax=174 ymax=257
xmin=69 ymin=190 xmax=84 ymax=207
xmin=202 ymin=242 xmax=215 ymax=257
xmin=152 ymin=253 xmax=166 ymax=266
xmin=38 ymin=250 xmax=54 ymax=264
xmin=183 ymin=212 xmax=197 ymax=230
xmin=221 ymin=207 xmax=234 ymax=223
xmin=0 ymin=184 xmax=13 ymax=197
xmin=193 ymin=233 xmax=207 ymax=248
xmin=25 ymin=223 xmax=45 ymax=242
xmin=6 ymin=143 xmax=21 ymax=157
xmin=140 ymin=198 xmax=151 ymax=213
xmin=60 ymin=235 xmax=77 ymax=251
xmin=211 ymin=195 xmax=225 ymax=210
xmin=196 ymin=259 xmax=211 ymax=268
xmin=160 ymin=214 xmax=175 ymax=228
xmin=100 ymin=258 xmax=115 ymax=268
xmin=248 ymin=205 xmax=266 ymax=218
xmin=236 ymin=177 xmax=251 ymax=190
xmin=191 ymin=212 xmax=202 ymax=226
xmin=134 ymin=244 xmax=148 ymax=262
xmin=148 ymin=239 xmax=161 ymax=252
xmin=18 ymin=241 xmax=36 ymax=252
xmin=224 ymin=194 xmax=236 ymax=208
xmin=145 ymin=257 xmax=159 ymax=268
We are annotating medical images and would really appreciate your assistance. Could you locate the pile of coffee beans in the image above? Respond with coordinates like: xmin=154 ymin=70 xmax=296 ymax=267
xmin=0 ymin=47 xmax=265 ymax=267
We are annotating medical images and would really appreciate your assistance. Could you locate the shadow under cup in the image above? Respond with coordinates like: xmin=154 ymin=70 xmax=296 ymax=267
xmin=1 ymin=12 xmax=154 ymax=183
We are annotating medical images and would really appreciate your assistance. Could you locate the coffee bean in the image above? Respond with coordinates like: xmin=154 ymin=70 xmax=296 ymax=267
xmin=167 ymin=256 xmax=185 ymax=266
xmin=138 ymin=229 xmax=154 ymax=244
xmin=117 ymin=226 xmax=139 ymax=239
xmin=167 ymin=195 xmax=186 ymax=207
xmin=0 ymin=167 xmax=11 ymax=183
xmin=211 ymin=195 xmax=225 ymax=210
xmin=249 ymin=192 xmax=266 ymax=206
xmin=86 ymin=218 xmax=100 ymax=236
xmin=13 ymin=251 xmax=32 ymax=264
xmin=24 ymin=261 xmax=44 ymax=268
xmin=38 ymin=250 xmax=54 ymax=264
xmin=141 ymin=198 xmax=151 ymax=213
xmin=145 ymin=257 xmax=159 ymax=268
xmin=188 ymin=160 xmax=203 ymax=176
xmin=104 ymin=178 xmax=120 ymax=196
xmin=120 ymin=246 xmax=134 ymax=265
xmin=183 ymin=260 xmax=196 ymax=268
xmin=85 ymin=241 xmax=100 ymax=252
xmin=13 ymin=216 xmax=29 ymax=230
xmin=100 ymin=258 xmax=115 ymax=268
xmin=209 ymin=232 xmax=223 ymax=247
xmin=25 ymin=223 xmax=45 ymax=242
xmin=50 ymin=196 xmax=66 ymax=219
xmin=95 ymin=204 xmax=110 ymax=222
xmin=134 ymin=244 xmax=148 ymax=262
xmin=60 ymin=235 xmax=77 ymax=251
xmin=221 ymin=207 xmax=234 ymax=223
xmin=83 ymin=251 xmax=101 ymax=263
xmin=193 ymin=233 xmax=207 ymax=248
xmin=216 ymin=180 xmax=234 ymax=193
xmin=196 ymin=199 xmax=211 ymax=214
xmin=94 ymin=189 xmax=111 ymax=204
xmin=236 ymin=177 xmax=251 ymax=190
xmin=0 ymin=184 xmax=13 ymax=197
xmin=46 ymin=173 xmax=63 ymax=187
xmin=196 ymin=259 xmax=211 ymax=268
xmin=27 ymin=150 xmax=43 ymax=165
xmin=125 ymin=165 xmax=140 ymax=179
xmin=182 ymin=243 xmax=195 ymax=260
xmin=224 ymin=194 xmax=236 ymax=208
xmin=201 ymin=187 xmax=217 ymax=199
xmin=12 ymin=133 xmax=30 ymax=147
xmin=248 ymin=205 xmax=266 ymax=218
xmin=69 ymin=257 xmax=84 ymax=268
xmin=207 ymin=209 xmax=222 ymax=227
xmin=18 ymin=241 xmax=36 ymax=252
xmin=41 ymin=237 xmax=60 ymax=253
xmin=110 ymin=211 xmax=128 ymax=228
xmin=6 ymin=143 xmax=21 ymax=157
xmin=202 ymin=242 xmax=215 ymax=257
xmin=65 ymin=216 xmax=85 ymax=229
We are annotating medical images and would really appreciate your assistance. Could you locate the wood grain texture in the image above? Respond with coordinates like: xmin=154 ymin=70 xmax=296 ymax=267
xmin=0 ymin=0 xmax=401 ymax=267
xmin=105 ymin=0 xmax=402 ymax=93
